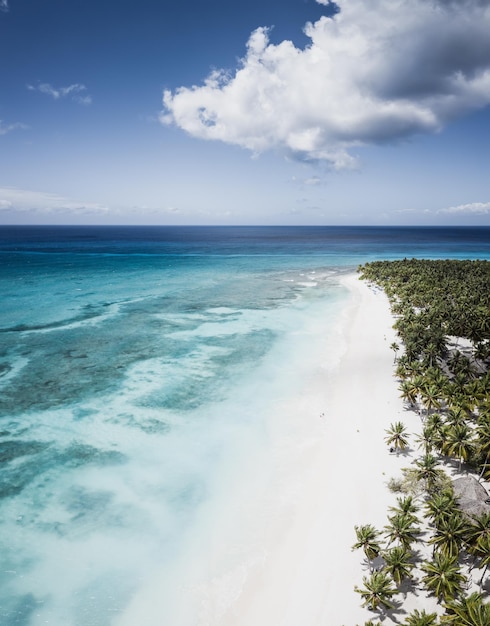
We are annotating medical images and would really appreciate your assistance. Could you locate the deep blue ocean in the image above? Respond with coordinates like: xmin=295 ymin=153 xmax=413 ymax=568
xmin=1 ymin=225 xmax=489 ymax=626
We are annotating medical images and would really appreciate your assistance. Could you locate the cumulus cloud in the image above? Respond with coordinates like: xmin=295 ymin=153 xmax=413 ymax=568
xmin=0 ymin=120 xmax=28 ymax=135
xmin=438 ymin=201 xmax=490 ymax=215
xmin=0 ymin=187 xmax=109 ymax=215
xmin=0 ymin=0 xmax=8 ymax=13
xmin=162 ymin=0 xmax=490 ymax=168
xmin=27 ymin=82 xmax=92 ymax=105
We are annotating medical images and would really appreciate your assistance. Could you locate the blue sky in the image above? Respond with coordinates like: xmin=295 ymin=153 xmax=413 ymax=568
xmin=1 ymin=0 xmax=490 ymax=225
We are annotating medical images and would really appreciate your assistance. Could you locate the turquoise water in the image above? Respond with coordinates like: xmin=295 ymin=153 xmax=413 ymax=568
xmin=0 ymin=226 xmax=489 ymax=625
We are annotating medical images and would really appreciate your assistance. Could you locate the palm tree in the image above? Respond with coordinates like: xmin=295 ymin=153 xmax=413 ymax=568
xmin=391 ymin=341 xmax=400 ymax=363
xmin=443 ymin=423 xmax=475 ymax=471
xmin=414 ymin=454 xmax=444 ymax=494
xmin=385 ymin=421 xmax=409 ymax=455
xmin=442 ymin=592 xmax=490 ymax=625
xmin=389 ymin=495 xmax=419 ymax=518
xmin=382 ymin=545 xmax=414 ymax=586
xmin=475 ymin=415 xmax=490 ymax=480
xmin=411 ymin=374 xmax=427 ymax=415
xmin=469 ymin=534 xmax=490 ymax=589
xmin=445 ymin=405 xmax=469 ymax=427
xmin=417 ymin=413 xmax=446 ymax=454
xmin=429 ymin=513 xmax=468 ymax=559
xmin=421 ymin=552 xmax=466 ymax=603
xmin=354 ymin=570 xmax=397 ymax=612
xmin=352 ymin=524 xmax=382 ymax=569
xmin=396 ymin=361 xmax=410 ymax=381
xmin=423 ymin=342 xmax=443 ymax=368
xmin=433 ymin=423 xmax=451 ymax=457
xmin=384 ymin=513 xmax=420 ymax=550
xmin=424 ymin=490 xmax=457 ymax=528
xmin=426 ymin=412 xmax=445 ymax=435
xmin=419 ymin=383 xmax=442 ymax=415
xmin=400 ymin=380 xmax=418 ymax=408
xmin=466 ymin=380 xmax=485 ymax=412
xmin=403 ymin=609 xmax=439 ymax=626
xmin=465 ymin=511 xmax=490 ymax=556
xmin=415 ymin=424 xmax=437 ymax=454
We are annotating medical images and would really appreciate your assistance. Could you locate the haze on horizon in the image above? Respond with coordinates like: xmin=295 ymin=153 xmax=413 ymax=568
xmin=1 ymin=0 xmax=490 ymax=227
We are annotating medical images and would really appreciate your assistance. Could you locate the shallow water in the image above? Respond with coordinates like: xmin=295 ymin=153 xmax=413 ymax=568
xmin=1 ymin=226 xmax=489 ymax=625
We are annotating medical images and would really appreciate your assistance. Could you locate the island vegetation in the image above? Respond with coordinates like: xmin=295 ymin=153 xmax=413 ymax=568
xmin=351 ymin=259 xmax=490 ymax=625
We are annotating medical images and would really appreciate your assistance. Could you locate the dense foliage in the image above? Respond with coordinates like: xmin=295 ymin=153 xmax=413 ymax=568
xmin=351 ymin=260 xmax=490 ymax=625
xmin=360 ymin=259 xmax=490 ymax=480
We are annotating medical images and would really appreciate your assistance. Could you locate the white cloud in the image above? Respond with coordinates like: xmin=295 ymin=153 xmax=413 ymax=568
xmin=304 ymin=176 xmax=322 ymax=186
xmin=27 ymin=82 xmax=92 ymax=105
xmin=438 ymin=201 xmax=490 ymax=215
xmin=162 ymin=0 xmax=490 ymax=168
xmin=0 ymin=187 xmax=109 ymax=215
xmin=0 ymin=0 xmax=8 ymax=13
xmin=75 ymin=94 xmax=92 ymax=106
xmin=0 ymin=120 xmax=28 ymax=135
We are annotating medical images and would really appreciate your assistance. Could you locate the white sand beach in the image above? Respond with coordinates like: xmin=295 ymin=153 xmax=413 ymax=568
xmin=201 ymin=273 xmax=433 ymax=626
xmin=211 ymin=273 xmax=422 ymax=626
xmin=118 ymin=273 xmax=433 ymax=626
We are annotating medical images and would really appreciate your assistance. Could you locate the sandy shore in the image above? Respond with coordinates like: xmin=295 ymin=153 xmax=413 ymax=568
xmin=214 ymin=273 xmax=429 ymax=625
xmin=118 ymin=273 xmax=433 ymax=626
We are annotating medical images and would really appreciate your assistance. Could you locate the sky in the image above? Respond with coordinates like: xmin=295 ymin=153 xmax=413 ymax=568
xmin=1 ymin=0 xmax=490 ymax=226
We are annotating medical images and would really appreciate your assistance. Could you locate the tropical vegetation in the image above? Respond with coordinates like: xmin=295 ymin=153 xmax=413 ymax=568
xmin=351 ymin=260 xmax=490 ymax=623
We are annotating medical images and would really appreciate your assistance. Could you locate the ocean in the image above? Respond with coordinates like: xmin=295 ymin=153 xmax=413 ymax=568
xmin=1 ymin=225 xmax=489 ymax=626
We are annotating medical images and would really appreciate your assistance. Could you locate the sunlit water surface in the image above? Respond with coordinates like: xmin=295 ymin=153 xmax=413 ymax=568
xmin=1 ymin=226 xmax=489 ymax=625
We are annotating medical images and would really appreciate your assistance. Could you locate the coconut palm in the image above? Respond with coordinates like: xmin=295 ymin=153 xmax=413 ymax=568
xmin=443 ymin=423 xmax=475 ymax=471
xmin=442 ymin=591 xmax=490 ymax=625
xmin=465 ymin=511 xmax=490 ymax=556
xmin=425 ymin=365 xmax=448 ymax=391
xmin=414 ymin=454 xmax=444 ymax=494
xmin=475 ymin=415 xmax=490 ymax=480
xmin=354 ymin=570 xmax=397 ymax=612
xmin=417 ymin=413 xmax=446 ymax=454
xmin=466 ymin=380 xmax=486 ymax=411
xmin=426 ymin=412 xmax=445 ymax=433
xmin=423 ymin=342 xmax=443 ymax=368
xmin=384 ymin=513 xmax=420 ymax=550
xmin=415 ymin=424 xmax=437 ymax=454
xmin=421 ymin=552 xmax=466 ymax=603
xmin=424 ymin=491 xmax=457 ymax=528
xmin=419 ymin=383 xmax=442 ymax=415
xmin=432 ymin=423 xmax=452 ymax=457
xmin=403 ymin=609 xmax=439 ymax=626
xmin=411 ymin=375 xmax=427 ymax=414
xmin=391 ymin=341 xmax=400 ymax=363
xmin=389 ymin=495 xmax=419 ymax=518
xmin=445 ymin=405 xmax=469 ymax=427
xmin=400 ymin=380 xmax=418 ymax=408
xmin=382 ymin=545 xmax=414 ymax=586
xmin=385 ymin=421 xmax=409 ymax=455
xmin=429 ymin=513 xmax=468 ymax=559
xmin=444 ymin=383 xmax=464 ymax=411
xmin=352 ymin=524 xmax=382 ymax=568
xmin=470 ymin=534 xmax=490 ymax=589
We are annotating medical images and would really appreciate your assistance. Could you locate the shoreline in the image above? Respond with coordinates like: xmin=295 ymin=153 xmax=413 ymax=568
xmin=117 ymin=273 xmax=427 ymax=625
xmin=220 ymin=272 xmax=422 ymax=625
xmin=204 ymin=272 xmax=425 ymax=625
